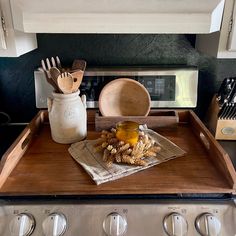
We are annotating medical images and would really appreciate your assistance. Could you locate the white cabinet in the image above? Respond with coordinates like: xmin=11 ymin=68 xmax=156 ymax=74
xmin=0 ymin=0 xmax=227 ymax=56
xmin=227 ymin=0 xmax=236 ymax=50
xmin=10 ymin=0 xmax=224 ymax=34
xmin=0 ymin=0 xmax=37 ymax=57
xmin=0 ymin=10 xmax=6 ymax=50
xmin=196 ymin=0 xmax=236 ymax=58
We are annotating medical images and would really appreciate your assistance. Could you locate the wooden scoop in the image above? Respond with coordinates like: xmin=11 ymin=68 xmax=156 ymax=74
xmin=70 ymin=59 xmax=87 ymax=93
xmin=71 ymin=70 xmax=84 ymax=93
xmin=71 ymin=59 xmax=86 ymax=71
xmin=57 ymin=72 xmax=74 ymax=94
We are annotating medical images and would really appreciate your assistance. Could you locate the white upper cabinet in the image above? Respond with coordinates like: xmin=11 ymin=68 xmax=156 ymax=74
xmin=196 ymin=0 xmax=236 ymax=58
xmin=10 ymin=0 xmax=225 ymax=34
xmin=0 ymin=0 xmax=227 ymax=57
xmin=0 ymin=9 xmax=7 ymax=50
xmin=0 ymin=0 xmax=37 ymax=57
xmin=226 ymin=0 xmax=236 ymax=51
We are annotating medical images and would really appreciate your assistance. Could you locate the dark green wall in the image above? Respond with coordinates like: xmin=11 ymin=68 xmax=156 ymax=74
xmin=0 ymin=34 xmax=236 ymax=122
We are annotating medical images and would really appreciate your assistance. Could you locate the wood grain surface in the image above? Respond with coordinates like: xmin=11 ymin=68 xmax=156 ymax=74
xmin=0 ymin=110 xmax=235 ymax=196
xmin=95 ymin=110 xmax=179 ymax=131
xmin=98 ymin=78 xmax=151 ymax=116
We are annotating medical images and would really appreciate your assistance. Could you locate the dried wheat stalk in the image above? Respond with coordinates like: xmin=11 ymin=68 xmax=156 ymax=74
xmin=94 ymin=128 xmax=161 ymax=167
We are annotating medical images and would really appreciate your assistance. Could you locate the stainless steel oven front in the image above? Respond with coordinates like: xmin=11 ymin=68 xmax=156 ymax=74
xmin=0 ymin=198 xmax=235 ymax=236
xmin=34 ymin=67 xmax=198 ymax=109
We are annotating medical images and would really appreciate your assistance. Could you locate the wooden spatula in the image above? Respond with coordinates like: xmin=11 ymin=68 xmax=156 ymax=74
xmin=71 ymin=70 xmax=84 ymax=93
xmin=57 ymin=72 xmax=74 ymax=94
xmin=49 ymin=67 xmax=62 ymax=92
xmin=71 ymin=59 xmax=87 ymax=92
xmin=71 ymin=59 xmax=86 ymax=71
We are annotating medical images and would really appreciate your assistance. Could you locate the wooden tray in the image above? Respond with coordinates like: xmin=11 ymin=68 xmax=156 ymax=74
xmin=0 ymin=110 xmax=235 ymax=196
xmin=95 ymin=110 xmax=179 ymax=131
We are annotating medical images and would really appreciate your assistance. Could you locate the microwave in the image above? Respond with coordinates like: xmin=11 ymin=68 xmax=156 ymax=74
xmin=34 ymin=67 xmax=198 ymax=109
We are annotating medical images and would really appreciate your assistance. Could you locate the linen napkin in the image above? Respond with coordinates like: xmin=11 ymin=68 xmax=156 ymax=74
xmin=68 ymin=128 xmax=186 ymax=185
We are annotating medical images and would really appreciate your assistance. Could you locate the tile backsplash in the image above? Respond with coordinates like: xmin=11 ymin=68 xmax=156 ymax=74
xmin=0 ymin=34 xmax=236 ymax=122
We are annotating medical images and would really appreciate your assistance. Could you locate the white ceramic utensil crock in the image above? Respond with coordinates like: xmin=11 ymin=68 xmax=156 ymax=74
xmin=47 ymin=90 xmax=87 ymax=144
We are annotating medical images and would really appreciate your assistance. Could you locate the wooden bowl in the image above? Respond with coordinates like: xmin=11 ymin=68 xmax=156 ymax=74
xmin=99 ymin=78 xmax=151 ymax=116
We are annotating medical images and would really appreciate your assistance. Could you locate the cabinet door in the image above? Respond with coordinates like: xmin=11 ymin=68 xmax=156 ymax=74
xmin=196 ymin=0 xmax=236 ymax=58
xmin=0 ymin=0 xmax=37 ymax=57
xmin=0 ymin=7 xmax=6 ymax=49
xmin=227 ymin=0 xmax=236 ymax=50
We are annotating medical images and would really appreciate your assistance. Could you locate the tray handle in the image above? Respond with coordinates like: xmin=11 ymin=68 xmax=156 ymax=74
xmin=199 ymin=132 xmax=210 ymax=150
xmin=189 ymin=111 xmax=236 ymax=190
xmin=21 ymin=130 xmax=33 ymax=150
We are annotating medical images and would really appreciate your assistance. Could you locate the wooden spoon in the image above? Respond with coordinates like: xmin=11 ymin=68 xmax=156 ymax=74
xmin=71 ymin=70 xmax=84 ymax=92
xmin=70 ymin=60 xmax=86 ymax=92
xmin=57 ymin=72 xmax=74 ymax=94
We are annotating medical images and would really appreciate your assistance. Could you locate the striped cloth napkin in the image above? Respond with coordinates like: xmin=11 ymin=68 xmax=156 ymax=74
xmin=68 ymin=128 xmax=186 ymax=185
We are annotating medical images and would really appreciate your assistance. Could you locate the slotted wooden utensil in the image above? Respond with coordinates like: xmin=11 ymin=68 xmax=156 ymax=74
xmin=49 ymin=67 xmax=62 ymax=92
xmin=70 ymin=59 xmax=87 ymax=92
xmin=40 ymin=59 xmax=58 ymax=91
xmin=57 ymin=72 xmax=74 ymax=94
xmin=41 ymin=56 xmax=63 ymax=92
xmin=71 ymin=59 xmax=86 ymax=71
xmin=71 ymin=70 xmax=84 ymax=93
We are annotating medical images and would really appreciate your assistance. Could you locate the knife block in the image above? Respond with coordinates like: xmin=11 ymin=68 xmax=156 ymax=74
xmin=206 ymin=95 xmax=236 ymax=140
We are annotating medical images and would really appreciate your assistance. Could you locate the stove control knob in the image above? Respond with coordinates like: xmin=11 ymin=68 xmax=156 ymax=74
xmin=195 ymin=213 xmax=221 ymax=236
xmin=103 ymin=212 xmax=127 ymax=236
xmin=42 ymin=213 xmax=67 ymax=236
xmin=9 ymin=213 xmax=35 ymax=236
xmin=163 ymin=212 xmax=188 ymax=236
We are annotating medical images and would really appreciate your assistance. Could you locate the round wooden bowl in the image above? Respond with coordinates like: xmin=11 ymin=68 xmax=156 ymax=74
xmin=99 ymin=78 xmax=151 ymax=116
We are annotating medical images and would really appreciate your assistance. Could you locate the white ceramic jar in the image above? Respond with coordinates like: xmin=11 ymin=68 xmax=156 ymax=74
xmin=47 ymin=91 xmax=87 ymax=144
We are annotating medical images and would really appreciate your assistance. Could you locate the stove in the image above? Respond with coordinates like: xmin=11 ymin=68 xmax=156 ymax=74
xmin=0 ymin=67 xmax=236 ymax=236
xmin=1 ymin=124 xmax=235 ymax=236
xmin=0 ymin=198 xmax=235 ymax=236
